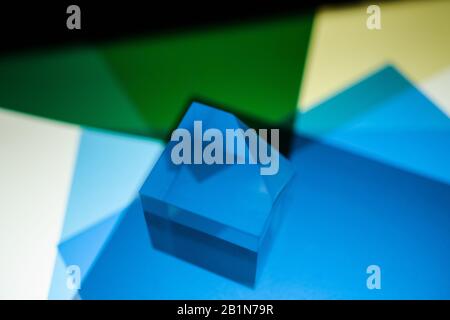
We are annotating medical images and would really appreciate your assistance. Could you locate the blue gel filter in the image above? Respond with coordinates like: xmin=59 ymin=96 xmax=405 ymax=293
xmin=139 ymin=102 xmax=294 ymax=285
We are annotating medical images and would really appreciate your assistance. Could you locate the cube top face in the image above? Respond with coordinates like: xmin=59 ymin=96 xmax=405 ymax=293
xmin=140 ymin=102 xmax=293 ymax=251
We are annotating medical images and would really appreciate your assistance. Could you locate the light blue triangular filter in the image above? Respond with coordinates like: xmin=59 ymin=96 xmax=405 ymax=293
xmin=329 ymin=78 xmax=449 ymax=131
xmin=50 ymin=127 xmax=162 ymax=299
xmin=48 ymin=253 xmax=78 ymax=300
xmin=58 ymin=210 xmax=123 ymax=288
xmin=60 ymin=127 xmax=163 ymax=241
xmin=298 ymin=65 xmax=450 ymax=185
xmin=297 ymin=65 xmax=413 ymax=136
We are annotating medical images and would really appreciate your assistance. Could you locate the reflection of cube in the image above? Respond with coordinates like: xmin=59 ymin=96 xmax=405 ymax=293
xmin=139 ymin=102 xmax=294 ymax=286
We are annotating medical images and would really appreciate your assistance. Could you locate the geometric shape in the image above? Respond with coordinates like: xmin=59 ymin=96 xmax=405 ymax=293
xmin=46 ymin=126 xmax=164 ymax=299
xmin=298 ymin=65 xmax=450 ymax=185
xmin=420 ymin=66 xmax=450 ymax=117
xmin=299 ymin=0 xmax=450 ymax=110
xmin=58 ymin=212 xmax=122 ymax=288
xmin=74 ymin=134 xmax=450 ymax=299
xmin=0 ymin=108 xmax=80 ymax=299
xmin=61 ymin=128 xmax=163 ymax=241
xmin=0 ymin=16 xmax=313 ymax=139
xmin=139 ymin=102 xmax=294 ymax=285
xmin=0 ymin=48 xmax=148 ymax=134
xmin=102 ymin=15 xmax=313 ymax=137
xmin=297 ymin=66 xmax=412 ymax=136
xmin=48 ymin=253 xmax=79 ymax=300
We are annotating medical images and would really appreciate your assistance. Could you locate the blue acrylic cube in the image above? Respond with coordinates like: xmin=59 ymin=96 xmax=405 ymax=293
xmin=139 ymin=102 xmax=294 ymax=285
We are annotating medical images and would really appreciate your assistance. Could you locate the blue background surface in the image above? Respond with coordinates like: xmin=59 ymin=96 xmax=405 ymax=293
xmin=51 ymin=66 xmax=450 ymax=299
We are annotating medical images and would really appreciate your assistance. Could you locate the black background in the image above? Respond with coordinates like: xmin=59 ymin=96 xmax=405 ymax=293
xmin=0 ymin=1 xmax=353 ymax=53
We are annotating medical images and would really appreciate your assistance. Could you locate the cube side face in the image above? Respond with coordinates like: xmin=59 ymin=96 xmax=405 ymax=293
xmin=255 ymin=187 xmax=290 ymax=283
xmin=143 ymin=210 xmax=258 ymax=286
xmin=140 ymin=194 xmax=259 ymax=251
xmin=139 ymin=188 xmax=288 ymax=286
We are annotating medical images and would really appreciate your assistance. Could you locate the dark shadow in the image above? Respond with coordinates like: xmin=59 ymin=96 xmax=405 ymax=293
xmin=0 ymin=2 xmax=335 ymax=54
xmin=164 ymin=97 xmax=298 ymax=158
